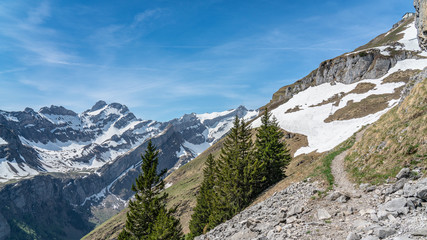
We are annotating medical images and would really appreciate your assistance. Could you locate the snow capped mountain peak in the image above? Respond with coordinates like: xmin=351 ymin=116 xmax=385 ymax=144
xmin=39 ymin=105 xmax=78 ymax=116
xmin=90 ymin=100 xmax=108 ymax=112
xmin=0 ymin=102 xmax=257 ymax=183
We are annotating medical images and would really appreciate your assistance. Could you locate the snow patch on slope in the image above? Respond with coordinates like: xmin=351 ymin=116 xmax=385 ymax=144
xmin=0 ymin=137 xmax=7 ymax=145
xmin=398 ymin=21 xmax=422 ymax=52
xmin=0 ymin=159 xmax=39 ymax=183
xmin=197 ymin=109 xmax=235 ymax=123
xmin=252 ymin=58 xmax=427 ymax=156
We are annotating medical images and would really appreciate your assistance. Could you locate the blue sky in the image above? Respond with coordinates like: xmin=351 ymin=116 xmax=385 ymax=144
xmin=0 ymin=0 xmax=414 ymax=121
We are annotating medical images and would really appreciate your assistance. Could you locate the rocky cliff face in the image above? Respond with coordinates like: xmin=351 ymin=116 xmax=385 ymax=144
xmin=270 ymin=49 xmax=416 ymax=106
xmin=415 ymin=0 xmax=427 ymax=50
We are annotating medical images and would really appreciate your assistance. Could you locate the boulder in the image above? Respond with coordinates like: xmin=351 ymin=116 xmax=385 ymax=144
xmin=326 ymin=191 xmax=342 ymax=201
xmin=396 ymin=168 xmax=411 ymax=179
xmin=384 ymin=198 xmax=407 ymax=212
xmin=230 ymin=229 xmax=257 ymax=240
xmin=392 ymin=236 xmax=412 ymax=240
xmin=287 ymin=205 xmax=304 ymax=217
xmin=374 ymin=227 xmax=396 ymax=239
xmin=416 ymin=187 xmax=427 ymax=200
xmin=361 ymin=236 xmax=379 ymax=240
xmin=377 ymin=210 xmax=389 ymax=220
xmin=317 ymin=209 xmax=331 ymax=220
xmin=385 ymin=179 xmax=407 ymax=195
xmin=411 ymin=228 xmax=427 ymax=236
xmin=347 ymin=232 xmax=361 ymax=240
xmin=337 ymin=194 xmax=351 ymax=203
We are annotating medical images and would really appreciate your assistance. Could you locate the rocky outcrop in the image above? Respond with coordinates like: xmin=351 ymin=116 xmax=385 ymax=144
xmin=268 ymin=49 xmax=417 ymax=109
xmin=415 ymin=0 xmax=427 ymax=50
xmin=0 ymin=174 xmax=95 ymax=240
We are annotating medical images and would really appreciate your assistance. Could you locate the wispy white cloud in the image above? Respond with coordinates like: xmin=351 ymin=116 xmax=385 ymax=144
xmin=0 ymin=68 xmax=26 ymax=74
xmin=131 ymin=8 xmax=163 ymax=27
xmin=0 ymin=1 xmax=77 ymax=66
xmin=90 ymin=8 xmax=165 ymax=48
xmin=27 ymin=1 xmax=50 ymax=25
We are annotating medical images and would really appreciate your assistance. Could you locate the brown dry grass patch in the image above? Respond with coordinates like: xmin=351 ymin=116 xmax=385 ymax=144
xmin=285 ymin=105 xmax=302 ymax=113
xmin=349 ymin=82 xmax=376 ymax=94
xmin=324 ymin=86 xmax=403 ymax=123
xmin=382 ymin=69 xmax=420 ymax=84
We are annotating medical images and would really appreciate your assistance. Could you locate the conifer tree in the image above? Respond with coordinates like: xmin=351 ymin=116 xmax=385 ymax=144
xmin=118 ymin=140 xmax=183 ymax=240
xmin=188 ymin=154 xmax=216 ymax=238
xmin=255 ymin=108 xmax=291 ymax=190
xmin=208 ymin=116 xmax=256 ymax=227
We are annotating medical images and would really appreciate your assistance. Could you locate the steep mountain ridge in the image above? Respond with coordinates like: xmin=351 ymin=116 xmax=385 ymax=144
xmin=0 ymin=103 xmax=257 ymax=239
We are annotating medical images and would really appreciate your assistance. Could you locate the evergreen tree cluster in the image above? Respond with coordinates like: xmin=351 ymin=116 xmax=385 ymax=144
xmin=188 ymin=109 xmax=291 ymax=239
xmin=118 ymin=140 xmax=183 ymax=240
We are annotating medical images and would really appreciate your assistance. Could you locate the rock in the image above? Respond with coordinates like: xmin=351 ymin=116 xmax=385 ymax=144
xmin=387 ymin=214 xmax=397 ymax=221
xmin=385 ymin=179 xmax=407 ymax=195
xmin=396 ymin=168 xmax=411 ymax=179
xmin=337 ymin=195 xmax=350 ymax=203
xmin=411 ymin=228 xmax=427 ymax=236
xmin=347 ymin=232 xmax=361 ymax=240
xmin=286 ymin=216 xmax=297 ymax=224
xmin=361 ymin=236 xmax=379 ymax=240
xmin=416 ymin=187 xmax=427 ymax=200
xmin=360 ymin=209 xmax=376 ymax=216
xmin=244 ymin=218 xmax=258 ymax=228
xmin=377 ymin=210 xmax=388 ymax=220
xmin=366 ymin=186 xmax=377 ymax=192
xmin=384 ymin=198 xmax=407 ymax=212
xmin=344 ymin=206 xmax=355 ymax=216
xmin=374 ymin=227 xmax=396 ymax=239
xmin=392 ymin=236 xmax=412 ymax=240
xmin=230 ymin=229 xmax=257 ymax=240
xmin=287 ymin=205 xmax=304 ymax=217
xmin=317 ymin=208 xmax=332 ymax=220
xmin=326 ymin=191 xmax=342 ymax=201
xmin=353 ymin=219 xmax=371 ymax=230
xmin=370 ymin=213 xmax=379 ymax=222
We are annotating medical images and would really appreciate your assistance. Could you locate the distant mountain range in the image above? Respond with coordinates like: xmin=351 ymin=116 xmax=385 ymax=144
xmin=0 ymin=101 xmax=256 ymax=239
xmin=0 ymin=101 xmax=257 ymax=183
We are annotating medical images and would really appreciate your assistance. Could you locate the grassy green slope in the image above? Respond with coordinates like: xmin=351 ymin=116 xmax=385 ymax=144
xmin=346 ymin=78 xmax=427 ymax=184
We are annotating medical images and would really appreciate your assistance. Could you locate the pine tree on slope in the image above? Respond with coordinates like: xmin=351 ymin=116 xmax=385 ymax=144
xmin=188 ymin=154 xmax=216 ymax=238
xmin=208 ymin=117 xmax=258 ymax=227
xmin=255 ymin=108 xmax=291 ymax=191
xmin=118 ymin=140 xmax=182 ymax=240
